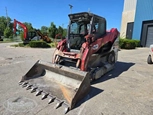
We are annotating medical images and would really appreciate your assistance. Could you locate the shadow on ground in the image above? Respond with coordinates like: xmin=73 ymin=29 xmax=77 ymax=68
xmin=74 ymin=61 xmax=135 ymax=109
xmin=92 ymin=61 xmax=135 ymax=84
xmin=75 ymin=86 xmax=103 ymax=108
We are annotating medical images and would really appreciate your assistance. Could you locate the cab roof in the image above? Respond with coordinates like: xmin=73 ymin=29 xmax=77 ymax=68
xmin=68 ymin=12 xmax=106 ymax=21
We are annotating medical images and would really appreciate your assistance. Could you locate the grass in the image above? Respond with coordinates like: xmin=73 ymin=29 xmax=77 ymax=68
xmin=10 ymin=41 xmax=57 ymax=48
xmin=0 ymin=38 xmax=14 ymax=43
xmin=0 ymin=36 xmax=22 ymax=43
xmin=49 ymin=42 xmax=57 ymax=48
xmin=11 ymin=43 xmax=30 ymax=47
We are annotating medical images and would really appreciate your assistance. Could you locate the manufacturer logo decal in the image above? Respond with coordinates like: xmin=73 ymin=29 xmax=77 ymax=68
xmin=92 ymin=44 xmax=99 ymax=50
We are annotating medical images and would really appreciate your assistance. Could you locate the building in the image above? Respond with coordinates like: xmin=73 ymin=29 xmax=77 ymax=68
xmin=120 ymin=0 xmax=153 ymax=47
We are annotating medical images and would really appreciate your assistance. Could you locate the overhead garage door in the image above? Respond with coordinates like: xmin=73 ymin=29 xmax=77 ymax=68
xmin=146 ymin=26 xmax=153 ymax=47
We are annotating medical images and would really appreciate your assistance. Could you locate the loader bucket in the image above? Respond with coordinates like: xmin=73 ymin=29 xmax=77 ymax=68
xmin=19 ymin=60 xmax=90 ymax=113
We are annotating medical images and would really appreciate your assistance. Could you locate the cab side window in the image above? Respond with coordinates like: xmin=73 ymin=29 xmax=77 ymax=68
xmin=92 ymin=18 xmax=106 ymax=36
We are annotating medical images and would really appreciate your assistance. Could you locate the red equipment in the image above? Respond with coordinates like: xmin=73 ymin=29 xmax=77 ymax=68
xmin=13 ymin=19 xmax=51 ymax=43
xmin=14 ymin=19 xmax=28 ymax=40
xmin=18 ymin=12 xmax=119 ymax=114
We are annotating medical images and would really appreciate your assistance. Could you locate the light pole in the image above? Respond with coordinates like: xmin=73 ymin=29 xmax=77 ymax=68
xmin=5 ymin=7 xmax=9 ymax=27
xmin=69 ymin=4 xmax=73 ymax=14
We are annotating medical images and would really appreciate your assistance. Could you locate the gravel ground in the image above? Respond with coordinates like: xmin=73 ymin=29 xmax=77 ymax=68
xmin=0 ymin=43 xmax=153 ymax=115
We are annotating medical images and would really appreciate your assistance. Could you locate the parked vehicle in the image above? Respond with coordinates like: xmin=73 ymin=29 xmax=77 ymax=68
xmin=147 ymin=44 xmax=153 ymax=64
xmin=13 ymin=19 xmax=51 ymax=44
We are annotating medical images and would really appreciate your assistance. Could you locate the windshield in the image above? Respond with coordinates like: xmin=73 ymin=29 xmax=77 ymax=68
xmin=70 ymin=22 xmax=78 ymax=34
xmin=70 ymin=21 xmax=90 ymax=35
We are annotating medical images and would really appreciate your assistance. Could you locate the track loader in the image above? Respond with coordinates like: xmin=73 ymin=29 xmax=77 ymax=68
xmin=19 ymin=12 xmax=119 ymax=114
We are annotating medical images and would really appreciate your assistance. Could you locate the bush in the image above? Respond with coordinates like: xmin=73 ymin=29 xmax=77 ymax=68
xmin=133 ymin=40 xmax=140 ymax=47
xmin=11 ymin=43 xmax=29 ymax=47
xmin=9 ymin=35 xmax=13 ymax=39
xmin=49 ymin=42 xmax=57 ymax=47
xmin=4 ymin=27 xmax=13 ymax=38
xmin=11 ymin=44 xmax=18 ymax=47
xmin=29 ymin=41 xmax=51 ymax=48
xmin=18 ymin=43 xmax=25 ymax=47
xmin=119 ymin=38 xmax=140 ymax=49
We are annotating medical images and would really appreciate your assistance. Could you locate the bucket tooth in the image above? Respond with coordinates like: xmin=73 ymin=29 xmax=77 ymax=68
xmin=31 ymin=87 xmax=38 ymax=93
xmin=21 ymin=82 xmax=28 ymax=87
xmin=48 ymin=95 xmax=56 ymax=104
xmin=64 ymin=107 xmax=69 ymax=114
xmin=35 ymin=90 xmax=42 ymax=96
xmin=18 ymin=81 xmax=23 ymax=85
xmin=26 ymin=84 xmax=32 ymax=90
xmin=55 ymin=100 xmax=64 ymax=109
xmin=41 ymin=93 xmax=49 ymax=100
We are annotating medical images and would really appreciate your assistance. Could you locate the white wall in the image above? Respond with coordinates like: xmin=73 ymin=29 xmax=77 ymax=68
xmin=120 ymin=0 xmax=137 ymax=38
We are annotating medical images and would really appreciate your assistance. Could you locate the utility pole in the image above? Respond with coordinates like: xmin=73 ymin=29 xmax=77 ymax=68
xmin=69 ymin=4 xmax=73 ymax=14
xmin=88 ymin=8 xmax=91 ymax=13
xmin=5 ymin=7 xmax=9 ymax=27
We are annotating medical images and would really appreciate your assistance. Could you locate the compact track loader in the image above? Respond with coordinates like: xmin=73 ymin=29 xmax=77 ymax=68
xmin=19 ymin=12 xmax=119 ymax=114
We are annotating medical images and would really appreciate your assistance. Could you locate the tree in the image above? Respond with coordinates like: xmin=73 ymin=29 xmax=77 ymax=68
xmin=63 ymin=29 xmax=67 ymax=37
xmin=41 ymin=26 xmax=48 ymax=34
xmin=48 ymin=22 xmax=57 ymax=38
xmin=4 ymin=27 xmax=12 ymax=38
xmin=0 ymin=16 xmax=12 ymax=36
xmin=57 ymin=26 xmax=63 ymax=35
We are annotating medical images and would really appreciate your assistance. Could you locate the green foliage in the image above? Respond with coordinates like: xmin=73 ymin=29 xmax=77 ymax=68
xmin=48 ymin=22 xmax=57 ymax=38
xmin=29 ymin=41 xmax=51 ymax=48
xmin=11 ymin=43 xmax=24 ymax=47
xmin=11 ymin=44 xmax=18 ymax=47
xmin=63 ymin=29 xmax=67 ymax=37
xmin=4 ymin=27 xmax=13 ymax=38
xmin=11 ymin=43 xmax=30 ymax=47
xmin=119 ymin=38 xmax=140 ymax=49
xmin=17 ymin=22 xmax=33 ymax=41
xmin=18 ymin=43 xmax=25 ymax=47
xmin=57 ymin=26 xmax=63 ymax=35
xmin=133 ymin=39 xmax=140 ymax=47
xmin=49 ymin=42 xmax=56 ymax=47
xmin=18 ymin=22 xmax=33 ymax=31
xmin=41 ymin=26 xmax=48 ymax=34
xmin=9 ymin=35 xmax=13 ymax=39
xmin=20 ymin=32 xmax=24 ymax=41
xmin=0 ymin=16 xmax=12 ymax=36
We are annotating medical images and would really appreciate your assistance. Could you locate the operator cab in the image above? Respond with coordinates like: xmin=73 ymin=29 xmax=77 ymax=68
xmin=27 ymin=31 xmax=40 ymax=41
xmin=67 ymin=12 xmax=106 ymax=50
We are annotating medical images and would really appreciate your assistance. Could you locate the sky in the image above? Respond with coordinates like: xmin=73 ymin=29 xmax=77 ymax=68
xmin=0 ymin=0 xmax=124 ymax=31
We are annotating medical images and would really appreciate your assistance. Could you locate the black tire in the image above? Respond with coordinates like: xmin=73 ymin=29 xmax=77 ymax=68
xmin=147 ymin=55 xmax=153 ymax=64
